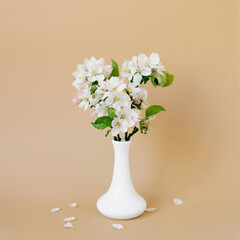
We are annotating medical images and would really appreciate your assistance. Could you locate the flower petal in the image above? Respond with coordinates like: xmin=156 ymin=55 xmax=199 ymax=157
xmin=149 ymin=52 xmax=160 ymax=65
xmin=63 ymin=217 xmax=76 ymax=222
xmin=64 ymin=222 xmax=73 ymax=228
xmin=112 ymin=223 xmax=124 ymax=230
xmin=133 ymin=73 xmax=142 ymax=85
xmin=173 ymin=198 xmax=183 ymax=205
xmin=141 ymin=68 xmax=151 ymax=76
xmin=96 ymin=74 xmax=105 ymax=81
xmin=69 ymin=202 xmax=78 ymax=208
xmin=51 ymin=207 xmax=61 ymax=213
xmin=145 ymin=207 xmax=156 ymax=212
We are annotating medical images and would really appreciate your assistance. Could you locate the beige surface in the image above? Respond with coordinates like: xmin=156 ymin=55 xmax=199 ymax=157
xmin=0 ymin=0 xmax=240 ymax=239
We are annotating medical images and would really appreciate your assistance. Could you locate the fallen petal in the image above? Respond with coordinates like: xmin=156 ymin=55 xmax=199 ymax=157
xmin=69 ymin=202 xmax=78 ymax=208
xmin=64 ymin=222 xmax=73 ymax=228
xmin=173 ymin=198 xmax=183 ymax=205
xmin=63 ymin=217 xmax=76 ymax=222
xmin=112 ymin=223 xmax=124 ymax=230
xmin=145 ymin=207 xmax=156 ymax=212
xmin=51 ymin=207 xmax=61 ymax=213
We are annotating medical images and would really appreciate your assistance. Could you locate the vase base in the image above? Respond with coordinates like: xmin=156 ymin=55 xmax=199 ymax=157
xmin=96 ymin=192 xmax=147 ymax=220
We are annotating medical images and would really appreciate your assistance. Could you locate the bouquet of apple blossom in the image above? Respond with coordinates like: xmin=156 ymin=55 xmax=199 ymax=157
xmin=72 ymin=53 xmax=174 ymax=141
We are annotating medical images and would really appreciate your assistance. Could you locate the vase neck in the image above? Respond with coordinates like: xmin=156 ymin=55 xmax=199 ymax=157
xmin=109 ymin=140 xmax=134 ymax=193
xmin=112 ymin=140 xmax=131 ymax=160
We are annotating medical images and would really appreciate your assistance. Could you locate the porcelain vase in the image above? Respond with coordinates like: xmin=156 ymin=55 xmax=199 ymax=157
xmin=97 ymin=140 xmax=146 ymax=219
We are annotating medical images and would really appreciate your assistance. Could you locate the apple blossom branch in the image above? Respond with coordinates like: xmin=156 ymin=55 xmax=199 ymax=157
xmin=72 ymin=53 xmax=174 ymax=141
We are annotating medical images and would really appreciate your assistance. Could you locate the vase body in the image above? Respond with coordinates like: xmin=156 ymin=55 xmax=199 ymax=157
xmin=97 ymin=140 xmax=146 ymax=219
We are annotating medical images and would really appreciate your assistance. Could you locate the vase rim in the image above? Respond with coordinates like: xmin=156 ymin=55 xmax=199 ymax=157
xmin=112 ymin=139 xmax=131 ymax=144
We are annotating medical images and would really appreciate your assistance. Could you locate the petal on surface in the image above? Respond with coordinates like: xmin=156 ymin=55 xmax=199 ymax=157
xmin=64 ymin=222 xmax=73 ymax=228
xmin=63 ymin=217 xmax=76 ymax=222
xmin=173 ymin=198 xmax=184 ymax=205
xmin=145 ymin=207 xmax=156 ymax=212
xmin=69 ymin=202 xmax=78 ymax=208
xmin=51 ymin=207 xmax=61 ymax=213
xmin=112 ymin=223 xmax=124 ymax=230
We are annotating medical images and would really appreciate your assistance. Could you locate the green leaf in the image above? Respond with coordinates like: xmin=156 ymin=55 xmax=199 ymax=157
xmin=108 ymin=107 xmax=116 ymax=118
xmin=109 ymin=59 xmax=119 ymax=78
xmin=154 ymin=77 xmax=159 ymax=86
xmin=139 ymin=120 xmax=143 ymax=132
xmin=91 ymin=116 xmax=113 ymax=130
xmin=135 ymin=104 xmax=142 ymax=110
xmin=162 ymin=71 xmax=174 ymax=87
xmin=150 ymin=75 xmax=160 ymax=87
xmin=125 ymin=88 xmax=130 ymax=95
xmin=90 ymin=81 xmax=98 ymax=93
xmin=159 ymin=74 xmax=167 ymax=87
xmin=150 ymin=75 xmax=157 ymax=87
xmin=90 ymin=84 xmax=98 ymax=93
xmin=105 ymin=129 xmax=111 ymax=137
xmin=145 ymin=105 xmax=166 ymax=118
xmin=142 ymin=76 xmax=149 ymax=84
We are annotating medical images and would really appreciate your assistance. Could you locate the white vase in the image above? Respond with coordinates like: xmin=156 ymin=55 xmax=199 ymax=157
xmin=97 ymin=140 xmax=146 ymax=219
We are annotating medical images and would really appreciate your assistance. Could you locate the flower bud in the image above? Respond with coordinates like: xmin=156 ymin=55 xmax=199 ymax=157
xmin=134 ymin=99 xmax=141 ymax=105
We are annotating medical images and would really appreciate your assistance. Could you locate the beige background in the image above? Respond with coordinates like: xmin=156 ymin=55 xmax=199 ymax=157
xmin=0 ymin=0 xmax=240 ymax=239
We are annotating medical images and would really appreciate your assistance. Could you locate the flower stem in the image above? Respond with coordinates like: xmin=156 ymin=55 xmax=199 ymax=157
xmin=125 ymin=132 xmax=128 ymax=141
xmin=128 ymin=127 xmax=139 ymax=140
xmin=117 ymin=134 xmax=121 ymax=141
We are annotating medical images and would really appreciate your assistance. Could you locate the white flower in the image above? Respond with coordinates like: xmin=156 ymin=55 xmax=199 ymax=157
xmin=128 ymin=83 xmax=147 ymax=103
xmin=72 ymin=64 xmax=86 ymax=80
xmin=72 ymin=64 xmax=87 ymax=90
xmin=149 ymin=53 xmax=160 ymax=66
xmin=149 ymin=53 xmax=165 ymax=74
xmin=86 ymin=62 xmax=105 ymax=82
xmin=115 ymin=107 xmax=140 ymax=128
xmin=94 ymin=102 xmax=109 ymax=117
xmin=105 ymin=92 xmax=131 ymax=111
xmin=115 ymin=108 xmax=131 ymax=128
xmin=130 ymin=109 xmax=141 ymax=128
xmin=84 ymin=57 xmax=112 ymax=82
xmin=73 ymin=82 xmax=90 ymax=98
xmin=156 ymin=62 xmax=166 ymax=75
xmin=111 ymin=118 xmax=128 ymax=136
xmin=102 ymin=65 xmax=112 ymax=78
xmin=121 ymin=53 xmax=166 ymax=85
xmin=111 ymin=107 xmax=140 ymax=136
xmin=121 ymin=54 xmax=150 ymax=85
xmin=99 ymin=77 xmax=126 ymax=93
xmin=121 ymin=60 xmax=137 ymax=80
xmin=137 ymin=54 xmax=152 ymax=76
xmin=79 ymin=99 xmax=90 ymax=111
xmin=72 ymin=78 xmax=86 ymax=90
xmin=77 ymin=87 xmax=91 ymax=111
xmin=88 ymin=93 xmax=101 ymax=106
